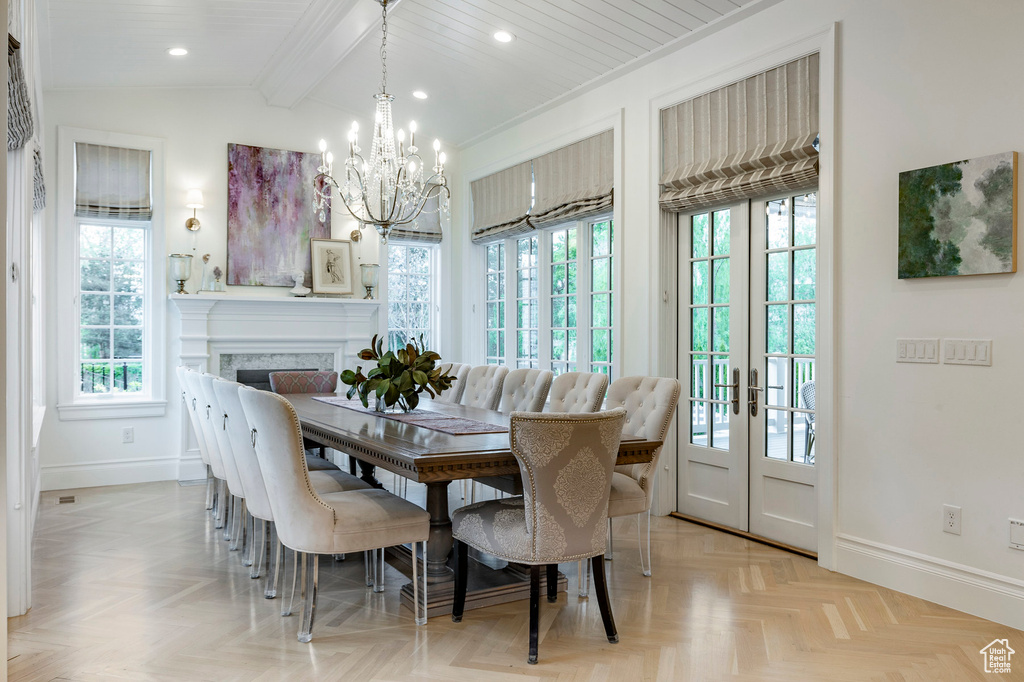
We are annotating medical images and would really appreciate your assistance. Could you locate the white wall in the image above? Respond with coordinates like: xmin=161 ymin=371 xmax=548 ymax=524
xmin=38 ymin=88 xmax=389 ymax=489
xmin=454 ymin=0 xmax=1024 ymax=629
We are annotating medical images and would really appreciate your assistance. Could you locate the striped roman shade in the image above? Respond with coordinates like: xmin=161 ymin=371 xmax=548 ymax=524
xmin=75 ymin=143 xmax=153 ymax=221
xmin=8 ymin=39 xmax=34 ymax=151
xmin=530 ymin=130 xmax=613 ymax=229
xmin=389 ymin=191 xmax=444 ymax=244
xmin=470 ymin=161 xmax=533 ymax=244
xmin=660 ymin=53 xmax=819 ymax=212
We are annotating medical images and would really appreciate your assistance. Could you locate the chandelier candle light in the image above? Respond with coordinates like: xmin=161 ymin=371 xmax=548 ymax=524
xmin=313 ymin=0 xmax=450 ymax=245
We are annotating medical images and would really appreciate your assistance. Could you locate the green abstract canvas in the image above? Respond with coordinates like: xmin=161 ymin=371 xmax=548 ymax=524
xmin=898 ymin=151 xmax=1017 ymax=278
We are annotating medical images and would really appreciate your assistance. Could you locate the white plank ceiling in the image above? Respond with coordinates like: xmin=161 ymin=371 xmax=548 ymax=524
xmin=39 ymin=0 xmax=766 ymax=145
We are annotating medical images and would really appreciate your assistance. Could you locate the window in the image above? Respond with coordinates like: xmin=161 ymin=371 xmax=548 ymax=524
xmin=485 ymin=215 xmax=615 ymax=376
xmin=387 ymin=242 xmax=437 ymax=350
xmin=79 ymin=222 xmax=146 ymax=394
xmin=56 ymin=128 xmax=165 ymax=420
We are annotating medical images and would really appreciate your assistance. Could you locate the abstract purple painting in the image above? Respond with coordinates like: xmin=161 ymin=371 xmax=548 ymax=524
xmin=227 ymin=143 xmax=330 ymax=286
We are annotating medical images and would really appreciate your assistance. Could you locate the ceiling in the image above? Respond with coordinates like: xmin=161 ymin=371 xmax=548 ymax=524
xmin=39 ymin=0 xmax=766 ymax=146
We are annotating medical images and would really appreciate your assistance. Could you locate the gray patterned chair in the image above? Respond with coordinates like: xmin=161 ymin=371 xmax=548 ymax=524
xmin=451 ymin=408 xmax=627 ymax=664
xmin=547 ymin=371 xmax=608 ymax=413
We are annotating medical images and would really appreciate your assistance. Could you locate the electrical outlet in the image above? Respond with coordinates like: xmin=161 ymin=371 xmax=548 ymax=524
xmin=1010 ymin=519 xmax=1024 ymax=550
xmin=943 ymin=504 xmax=961 ymax=535
xmin=121 ymin=427 xmax=134 ymax=444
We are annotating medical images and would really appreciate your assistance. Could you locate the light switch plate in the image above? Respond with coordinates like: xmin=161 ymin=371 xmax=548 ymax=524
xmin=1010 ymin=519 xmax=1024 ymax=550
xmin=943 ymin=338 xmax=992 ymax=366
xmin=896 ymin=338 xmax=939 ymax=364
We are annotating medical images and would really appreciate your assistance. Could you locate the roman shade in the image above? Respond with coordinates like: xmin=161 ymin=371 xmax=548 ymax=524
xmin=470 ymin=161 xmax=533 ymax=244
xmin=388 ymin=191 xmax=443 ymax=244
xmin=8 ymin=35 xmax=33 ymax=152
xmin=660 ymin=53 xmax=819 ymax=212
xmin=529 ymin=130 xmax=614 ymax=229
xmin=75 ymin=142 xmax=153 ymax=221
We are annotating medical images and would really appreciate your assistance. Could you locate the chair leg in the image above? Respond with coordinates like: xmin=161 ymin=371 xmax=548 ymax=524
xmin=413 ymin=540 xmax=427 ymax=626
xmin=205 ymin=465 xmax=214 ymax=510
xmin=605 ymin=517 xmax=613 ymax=561
xmin=452 ymin=540 xmax=468 ymax=623
xmin=214 ymin=480 xmax=226 ymax=529
xmin=591 ymin=555 xmax=618 ymax=644
xmin=229 ymin=498 xmax=242 ymax=551
xmin=528 ymin=565 xmax=541 ymax=664
xmin=546 ymin=564 xmax=558 ymax=602
xmin=222 ymin=491 xmax=233 ymax=540
xmin=265 ymin=528 xmax=281 ymax=599
xmin=373 ymin=547 xmax=385 ymax=593
xmin=241 ymin=506 xmax=254 ymax=567
xmin=364 ymin=550 xmax=373 ymax=587
xmin=250 ymin=518 xmax=264 ymax=578
xmin=638 ymin=510 xmax=652 ymax=577
xmin=298 ymin=553 xmax=319 ymax=643
xmin=577 ymin=560 xmax=590 ymax=598
xmin=283 ymin=548 xmax=299 ymax=617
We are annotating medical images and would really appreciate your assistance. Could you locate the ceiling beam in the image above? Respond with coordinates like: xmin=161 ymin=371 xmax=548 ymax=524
xmin=254 ymin=0 xmax=403 ymax=109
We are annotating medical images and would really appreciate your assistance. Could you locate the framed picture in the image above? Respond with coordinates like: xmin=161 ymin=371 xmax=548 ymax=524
xmin=227 ymin=143 xmax=330 ymax=287
xmin=899 ymin=151 xmax=1017 ymax=278
xmin=310 ymin=238 xmax=353 ymax=295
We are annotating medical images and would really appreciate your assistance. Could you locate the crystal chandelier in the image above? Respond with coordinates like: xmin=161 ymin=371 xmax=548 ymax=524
xmin=313 ymin=0 xmax=450 ymax=245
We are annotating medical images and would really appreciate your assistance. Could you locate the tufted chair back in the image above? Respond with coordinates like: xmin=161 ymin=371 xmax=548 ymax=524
xmin=460 ymin=365 xmax=509 ymax=410
xmin=606 ymin=376 xmax=681 ymax=508
xmin=547 ymin=371 xmax=608 ymax=413
xmin=178 ymin=367 xmax=210 ymax=467
xmin=269 ymin=370 xmax=339 ymax=395
xmin=212 ymin=378 xmax=274 ymax=522
xmin=237 ymin=387 xmax=336 ymax=553
xmin=511 ymin=409 xmax=626 ymax=562
xmin=433 ymin=362 xmax=471 ymax=404
xmin=199 ymin=373 xmax=247 ymax=499
xmin=499 ymin=368 xmax=553 ymax=413
xmin=185 ymin=370 xmax=227 ymax=479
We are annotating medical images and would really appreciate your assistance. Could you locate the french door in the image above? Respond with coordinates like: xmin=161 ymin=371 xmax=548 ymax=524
xmin=677 ymin=193 xmax=818 ymax=552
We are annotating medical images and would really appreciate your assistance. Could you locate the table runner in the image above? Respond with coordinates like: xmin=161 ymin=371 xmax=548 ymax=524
xmin=312 ymin=396 xmax=509 ymax=435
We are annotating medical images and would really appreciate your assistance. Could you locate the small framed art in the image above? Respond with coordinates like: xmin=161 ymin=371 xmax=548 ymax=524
xmin=310 ymin=238 xmax=353 ymax=295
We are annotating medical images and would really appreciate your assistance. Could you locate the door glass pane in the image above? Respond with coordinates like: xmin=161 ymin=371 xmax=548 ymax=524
xmin=692 ymin=214 xmax=709 ymax=258
xmin=80 ymin=294 xmax=111 ymax=325
xmin=691 ymin=354 xmax=708 ymax=399
xmin=794 ymin=193 xmax=816 ymax=246
xmin=794 ymin=248 xmax=816 ymax=300
xmin=592 ymin=221 xmax=611 ymax=257
xmin=766 ymin=409 xmax=789 ymax=460
xmin=794 ymin=303 xmax=816 ymax=355
xmin=692 ymin=261 xmax=708 ymax=304
xmin=712 ymin=258 xmax=730 ymax=303
xmin=767 ymin=305 xmax=789 ymax=354
xmin=712 ymin=307 xmax=729 ymax=353
xmin=765 ymin=357 xmax=789 ymax=407
xmin=794 ymin=359 xmax=816 ymax=409
xmin=711 ymin=404 xmax=730 ymax=450
xmin=710 ymin=357 xmax=730 ymax=401
xmin=767 ymin=252 xmax=789 ymax=302
xmin=767 ymin=199 xmax=789 ymax=249
xmin=690 ymin=401 xmax=708 ymax=446
xmin=692 ymin=308 xmax=708 ymax=352
xmin=712 ymin=210 xmax=730 ymax=255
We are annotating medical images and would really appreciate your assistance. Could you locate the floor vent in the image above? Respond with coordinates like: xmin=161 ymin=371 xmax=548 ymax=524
xmin=56 ymin=495 xmax=77 ymax=505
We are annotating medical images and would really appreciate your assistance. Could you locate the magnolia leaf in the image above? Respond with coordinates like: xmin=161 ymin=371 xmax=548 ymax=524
xmin=412 ymin=370 xmax=428 ymax=386
xmin=376 ymin=379 xmax=390 ymax=398
xmin=406 ymin=391 xmax=419 ymax=410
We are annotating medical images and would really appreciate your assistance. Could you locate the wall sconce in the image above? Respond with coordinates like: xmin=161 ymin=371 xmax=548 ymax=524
xmin=185 ymin=189 xmax=204 ymax=232
xmin=360 ymin=263 xmax=380 ymax=299
xmin=169 ymin=253 xmax=193 ymax=294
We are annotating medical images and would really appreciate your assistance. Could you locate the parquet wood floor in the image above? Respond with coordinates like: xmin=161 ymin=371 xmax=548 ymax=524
xmin=9 ymin=480 xmax=1022 ymax=681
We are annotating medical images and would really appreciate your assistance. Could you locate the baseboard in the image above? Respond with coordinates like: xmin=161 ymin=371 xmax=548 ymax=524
xmin=41 ymin=456 xmax=180 ymax=491
xmin=177 ymin=453 xmax=208 ymax=482
xmin=836 ymin=534 xmax=1024 ymax=631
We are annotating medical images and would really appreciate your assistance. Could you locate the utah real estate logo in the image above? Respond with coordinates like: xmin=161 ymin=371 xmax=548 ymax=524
xmin=980 ymin=639 xmax=1015 ymax=674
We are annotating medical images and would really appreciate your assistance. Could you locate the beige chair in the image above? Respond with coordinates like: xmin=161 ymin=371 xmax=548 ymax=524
xmin=451 ymin=409 xmax=626 ymax=664
xmin=183 ymin=370 xmax=230 ymax=530
xmin=213 ymin=377 xmax=373 ymax=597
xmin=603 ymin=376 xmax=681 ymax=579
xmin=547 ymin=371 xmax=608 ymax=413
xmin=198 ymin=372 xmax=251 ymax=552
xmin=433 ymin=362 xmax=471 ymax=404
xmin=460 ymin=365 xmax=509 ymax=411
xmin=238 ymin=386 xmax=430 ymax=642
xmin=499 ymin=368 xmax=554 ymax=413
xmin=177 ymin=366 xmax=215 ymax=511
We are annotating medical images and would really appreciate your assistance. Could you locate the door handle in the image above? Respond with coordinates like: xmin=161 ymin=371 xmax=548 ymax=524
xmin=748 ymin=368 xmax=764 ymax=416
xmin=713 ymin=367 xmax=740 ymax=415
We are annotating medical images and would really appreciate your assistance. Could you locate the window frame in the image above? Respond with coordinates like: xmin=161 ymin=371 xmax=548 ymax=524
xmin=55 ymin=127 xmax=166 ymax=420
xmin=486 ymin=212 xmax=618 ymax=378
xmin=385 ymin=240 xmax=441 ymax=352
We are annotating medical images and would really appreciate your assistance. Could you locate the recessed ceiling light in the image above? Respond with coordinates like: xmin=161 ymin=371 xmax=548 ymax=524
xmin=412 ymin=90 xmax=428 ymax=100
xmin=167 ymin=47 xmax=188 ymax=56
xmin=493 ymin=30 xmax=514 ymax=43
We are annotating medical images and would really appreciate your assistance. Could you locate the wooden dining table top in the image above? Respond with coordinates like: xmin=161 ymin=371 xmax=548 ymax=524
xmin=287 ymin=394 xmax=662 ymax=484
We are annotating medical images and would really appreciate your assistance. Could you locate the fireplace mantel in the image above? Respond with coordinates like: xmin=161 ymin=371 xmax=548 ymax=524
xmin=170 ymin=293 xmax=382 ymax=480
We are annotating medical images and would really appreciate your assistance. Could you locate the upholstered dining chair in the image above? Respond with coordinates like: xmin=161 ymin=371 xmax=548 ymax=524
xmin=433 ymin=362 xmax=470 ymax=404
xmin=603 ymin=376 xmax=681 ymax=579
xmin=199 ymin=372 xmax=252 ymax=552
xmin=177 ymin=366 xmax=215 ymax=512
xmin=451 ymin=408 xmax=627 ymax=664
xmin=269 ymin=370 xmax=340 ymax=463
xmin=213 ymin=377 xmax=374 ymax=599
xmin=183 ymin=370 xmax=230 ymax=529
xmin=547 ymin=371 xmax=608 ymax=413
xmin=499 ymin=368 xmax=554 ymax=413
xmin=799 ymin=380 xmax=816 ymax=464
xmin=460 ymin=365 xmax=509 ymax=411
xmin=238 ymin=386 xmax=430 ymax=642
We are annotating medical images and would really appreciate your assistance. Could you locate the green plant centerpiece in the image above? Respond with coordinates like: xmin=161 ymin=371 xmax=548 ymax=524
xmin=340 ymin=334 xmax=456 ymax=412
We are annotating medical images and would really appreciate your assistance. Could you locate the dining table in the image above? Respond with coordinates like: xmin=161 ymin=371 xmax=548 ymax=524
xmin=287 ymin=393 xmax=662 ymax=616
